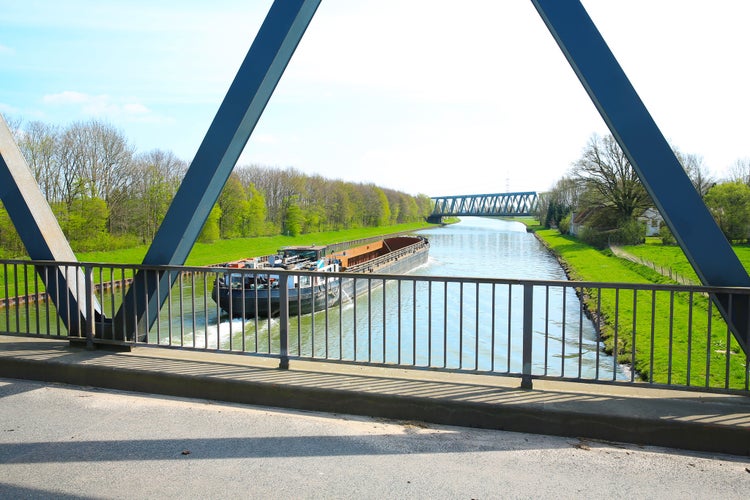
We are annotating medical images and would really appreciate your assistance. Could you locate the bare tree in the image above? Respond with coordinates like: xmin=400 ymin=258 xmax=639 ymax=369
xmin=675 ymin=150 xmax=714 ymax=197
xmin=17 ymin=121 xmax=61 ymax=201
xmin=728 ymin=157 xmax=750 ymax=186
xmin=573 ymin=133 xmax=652 ymax=226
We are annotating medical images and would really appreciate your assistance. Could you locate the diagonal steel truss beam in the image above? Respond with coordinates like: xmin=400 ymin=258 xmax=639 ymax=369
xmin=114 ymin=0 xmax=321 ymax=338
xmin=532 ymin=0 xmax=750 ymax=355
xmin=0 ymin=115 xmax=100 ymax=335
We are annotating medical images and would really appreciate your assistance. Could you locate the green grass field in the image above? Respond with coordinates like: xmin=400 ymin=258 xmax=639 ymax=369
xmin=532 ymin=228 xmax=747 ymax=390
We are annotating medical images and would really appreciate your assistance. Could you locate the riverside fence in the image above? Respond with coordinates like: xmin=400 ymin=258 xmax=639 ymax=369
xmin=1 ymin=259 xmax=748 ymax=393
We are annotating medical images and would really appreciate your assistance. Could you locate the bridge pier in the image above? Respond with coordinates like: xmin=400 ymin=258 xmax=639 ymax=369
xmin=427 ymin=214 xmax=444 ymax=224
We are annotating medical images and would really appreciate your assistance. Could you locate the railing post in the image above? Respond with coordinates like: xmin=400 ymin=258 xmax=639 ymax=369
xmin=279 ymin=275 xmax=290 ymax=369
xmin=521 ymin=283 xmax=534 ymax=389
xmin=84 ymin=265 xmax=95 ymax=350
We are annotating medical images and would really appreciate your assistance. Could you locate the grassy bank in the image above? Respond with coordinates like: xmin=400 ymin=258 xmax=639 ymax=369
xmin=523 ymin=223 xmax=747 ymax=390
xmin=622 ymin=238 xmax=750 ymax=284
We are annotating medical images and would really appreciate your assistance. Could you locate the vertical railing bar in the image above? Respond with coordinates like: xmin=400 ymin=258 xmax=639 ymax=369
xmin=179 ymin=272 xmax=185 ymax=347
xmin=278 ymin=275 xmax=289 ymax=369
xmin=241 ymin=271 xmax=248 ymax=349
xmin=491 ymin=283 xmax=497 ymax=373
xmin=706 ymin=298 xmax=712 ymax=388
xmin=75 ymin=266 xmax=81 ymax=338
xmin=668 ymin=290 xmax=674 ymax=386
xmin=458 ymin=282 xmax=464 ymax=370
xmin=267 ymin=277 xmax=272 ymax=354
xmin=595 ymin=287 xmax=601 ymax=381
xmin=23 ymin=264 xmax=30 ymax=334
xmin=95 ymin=267 xmax=103 ymax=339
xmin=506 ymin=284 xmax=512 ymax=373
xmin=228 ymin=272 xmax=235 ymax=351
xmin=544 ymin=286 xmax=550 ymax=377
xmin=120 ymin=268 xmax=127 ymax=341
xmin=84 ymin=266 xmax=94 ymax=349
xmin=191 ymin=272 xmax=198 ymax=349
xmin=44 ymin=266 xmax=52 ymax=336
xmin=521 ymin=284 xmax=533 ymax=389
xmin=148 ymin=270 xmax=156 ymax=345
xmin=650 ymin=289 xmax=656 ymax=384
xmin=312 ymin=274 xmax=318 ymax=357
xmin=324 ymin=275 xmax=330 ymax=360
xmin=33 ymin=263 xmax=40 ymax=335
xmin=724 ymin=294 xmax=732 ymax=390
xmin=382 ymin=278 xmax=387 ymax=364
xmin=397 ymin=279 xmax=402 ymax=365
xmin=412 ymin=279 xmax=417 ymax=366
xmin=475 ymin=282 xmax=480 ymax=371
xmin=368 ymin=278 xmax=372 ymax=363
xmin=443 ymin=281 xmax=447 ymax=369
xmin=353 ymin=277 xmax=357 ymax=362
xmin=107 ymin=268 xmax=115 ymax=340
xmin=578 ymin=286 xmax=584 ymax=379
xmin=202 ymin=272 xmax=209 ymax=350
xmin=3 ymin=263 xmax=8 ymax=332
xmin=338 ymin=276 xmax=343 ymax=360
xmin=252 ymin=274 xmax=259 ymax=353
xmin=297 ymin=276 xmax=302 ymax=358
xmin=3 ymin=263 xmax=9 ymax=333
xmin=631 ymin=289 xmax=637 ymax=383
xmin=746 ymin=294 xmax=750 ymax=392
xmin=66 ymin=265 xmax=73 ymax=337
xmin=561 ymin=283 xmax=567 ymax=378
xmin=215 ymin=273 xmax=222 ymax=351
xmin=613 ymin=288 xmax=619 ymax=382
xmin=687 ymin=290 xmax=694 ymax=387
xmin=427 ymin=280 xmax=432 ymax=368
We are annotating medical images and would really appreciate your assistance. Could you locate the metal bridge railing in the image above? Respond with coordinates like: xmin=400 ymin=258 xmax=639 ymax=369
xmin=1 ymin=259 xmax=748 ymax=393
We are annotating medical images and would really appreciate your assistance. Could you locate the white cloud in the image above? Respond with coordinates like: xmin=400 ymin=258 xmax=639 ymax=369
xmin=0 ymin=44 xmax=14 ymax=55
xmin=41 ymin=91 xmax=168 ymax=123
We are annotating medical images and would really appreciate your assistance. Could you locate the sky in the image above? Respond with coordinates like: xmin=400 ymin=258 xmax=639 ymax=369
xmin=1 ymin=1 xmax=750 ymax=197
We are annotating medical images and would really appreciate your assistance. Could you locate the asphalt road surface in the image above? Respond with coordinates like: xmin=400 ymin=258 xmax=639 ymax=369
xmin=1 ymin=377 xmax=748 ymax=499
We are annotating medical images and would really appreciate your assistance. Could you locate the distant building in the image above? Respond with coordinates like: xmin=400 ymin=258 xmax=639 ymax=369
xmin=638 ymin=208 xmax=663 ymax=236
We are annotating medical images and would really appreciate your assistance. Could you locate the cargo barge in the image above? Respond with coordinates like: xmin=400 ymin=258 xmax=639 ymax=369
xmin=211 ymin=235 xmax=429 ymax=318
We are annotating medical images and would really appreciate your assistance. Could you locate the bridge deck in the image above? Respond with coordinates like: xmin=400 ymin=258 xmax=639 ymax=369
xmin=1 ymin=336 xmax=747 ymax=456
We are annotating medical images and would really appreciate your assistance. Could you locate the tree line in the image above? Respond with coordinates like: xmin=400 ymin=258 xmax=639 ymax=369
xmin=539 ymin=133 xmax=750 ymax=247
xmin=0 ymin=117 xmax=433 ymax=257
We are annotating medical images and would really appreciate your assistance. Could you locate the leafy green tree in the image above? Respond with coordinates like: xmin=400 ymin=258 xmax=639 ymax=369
xmin=218 ymin=174 xmax=247 ymax=239
xmin=198 ymin=206 xmax=222 ymax=243
xmin=243 ymin=183 xmax=267 ymax=236
xmin=0 ymin=204 xmax=24 ymax=258
xmin=62 ymin=197 xmax=110 ymax=250
xmin=284 ymin=199 xmax=303 ymax=236
xmin=704 ymin=182 xmax=750 ymax=242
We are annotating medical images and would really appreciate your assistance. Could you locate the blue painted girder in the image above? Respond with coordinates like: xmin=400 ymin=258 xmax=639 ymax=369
xmin=0 ymin=115 xmax=100 ymax=335
xmin=531 ymin=0 xmax=750 ymax=355
xmin=114 ymin=0 xmax=321 ymax=338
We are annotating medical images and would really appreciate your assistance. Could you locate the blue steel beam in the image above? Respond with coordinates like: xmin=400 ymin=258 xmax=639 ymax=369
xmin=0 ymin=115 xmax=100 ymax=335
xmin=115 ymin=0 xmax=321 ymax=338
xmin=531 ymin=0 xmax=750 ymax=354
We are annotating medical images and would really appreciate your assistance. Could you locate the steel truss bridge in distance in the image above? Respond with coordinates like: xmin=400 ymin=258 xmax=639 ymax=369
xmin=428 ymin=192 xmax=538 ymax=222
